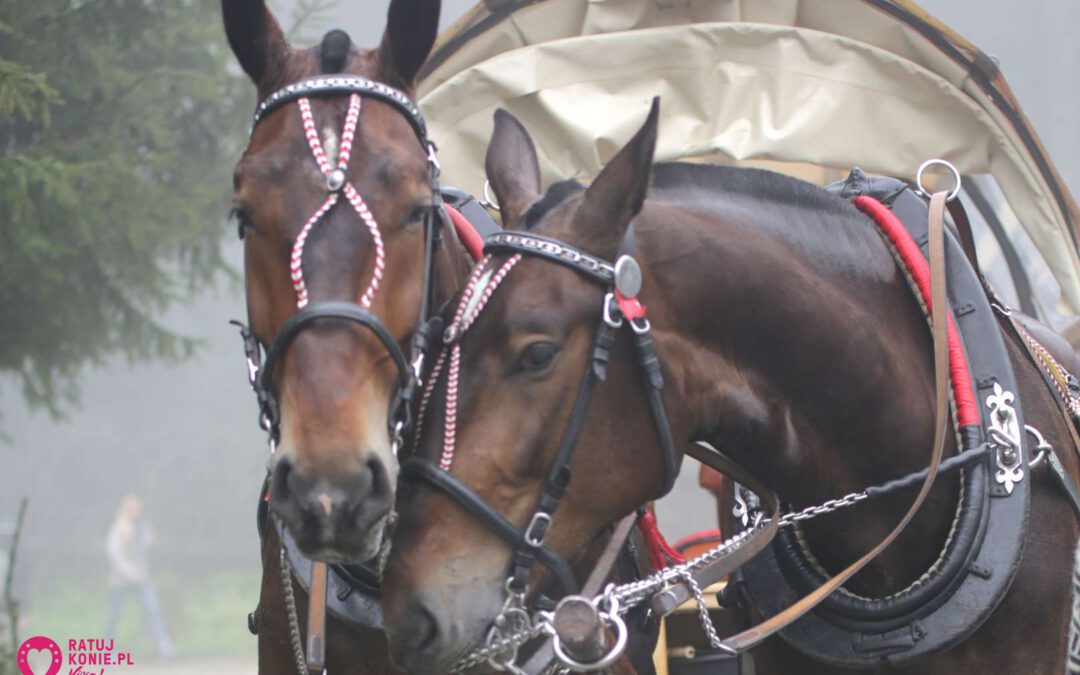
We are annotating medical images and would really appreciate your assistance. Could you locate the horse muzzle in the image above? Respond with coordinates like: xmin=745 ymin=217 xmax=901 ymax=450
xmin=268 ymin=452 xmax=393 ymax=563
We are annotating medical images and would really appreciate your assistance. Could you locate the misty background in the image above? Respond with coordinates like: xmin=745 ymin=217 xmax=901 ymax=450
xmin=1 ymin=0 xmax=1077 ymax=671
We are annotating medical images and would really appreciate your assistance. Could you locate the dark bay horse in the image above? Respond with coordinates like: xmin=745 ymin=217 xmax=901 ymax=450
xmin=380 ymin=102 xmax=1080 ymax=673
xmin=222 ymin=0 xmax=475 ymax=671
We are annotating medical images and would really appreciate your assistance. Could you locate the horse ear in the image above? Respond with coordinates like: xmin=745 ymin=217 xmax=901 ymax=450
xmin=485 ymin=109 xmax=542 ymax=229
xmin=378 ymin=0 xmax=441 ymax=90
xmin=574 ymin=98 xmax=659 ymax=259
xmin=221 ymin=0 xmax=289 ymax=87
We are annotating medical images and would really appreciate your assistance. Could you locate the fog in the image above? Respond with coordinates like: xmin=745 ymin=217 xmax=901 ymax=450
xmin=1 ymin=1 xmax=1076 ymax=672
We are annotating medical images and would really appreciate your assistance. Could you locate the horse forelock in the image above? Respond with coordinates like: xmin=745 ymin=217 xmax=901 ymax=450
xmin=521 ymin=179 xmax=585 ymax=230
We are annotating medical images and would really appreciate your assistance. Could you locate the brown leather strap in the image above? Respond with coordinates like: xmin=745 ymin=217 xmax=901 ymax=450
xmin=706 ymin=191 xmax=954 ymax=652
xmin=305 ymin=561 xmax=328 ymax=674
xmin=651 ymin=444 xmax=781 ymax=615
xmin=1000 ymin=315 xmax=1080 ymax=516
xmin=947 ymin=198 xmax=981 ymax=276
xmin=519 ymin=513 xmax=639 ymax=674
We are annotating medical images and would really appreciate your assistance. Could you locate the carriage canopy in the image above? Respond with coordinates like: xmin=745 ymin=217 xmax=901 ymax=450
xmin=417 ymin=0 xmax=1080 ymax=327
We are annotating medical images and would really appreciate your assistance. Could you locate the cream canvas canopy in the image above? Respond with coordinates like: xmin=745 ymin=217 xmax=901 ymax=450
xmin=416 ymin=0 xmax=1080 ymax=322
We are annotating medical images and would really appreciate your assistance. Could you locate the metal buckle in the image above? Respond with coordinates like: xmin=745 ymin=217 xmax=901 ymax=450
xmin=630 ymin=316 xmax=651 ymax=334
xmin=524 ymin=512 xmax=552 ymax=547
xmin=426 ymin=141 xmax=441 ymax=175
xmin=603 ymin=292 xmax=624 ymax=328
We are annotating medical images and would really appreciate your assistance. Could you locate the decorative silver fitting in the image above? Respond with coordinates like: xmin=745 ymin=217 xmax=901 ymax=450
xmin=614 ymin=255 xmax=643 ymax=298
xmin=326 ymin=168 xmax=347 ymax=193
xmin=987 ymin=382 xmax=1024 ymax=494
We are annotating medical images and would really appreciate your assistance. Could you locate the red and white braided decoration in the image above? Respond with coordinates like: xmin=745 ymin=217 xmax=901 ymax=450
xmin=291 ymin=95 xmax=386 ymax=309
xmin=412 ymin=254 xmax=523 ymax=470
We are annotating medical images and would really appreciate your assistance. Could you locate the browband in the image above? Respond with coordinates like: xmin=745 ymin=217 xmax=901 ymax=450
xmin=484 ymin=232 xmax=615 ymax=285
xmin=252 ymin=76 xmax=428 ymax=145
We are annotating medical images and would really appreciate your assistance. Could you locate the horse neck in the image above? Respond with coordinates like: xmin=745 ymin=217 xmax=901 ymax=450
xmin=638 ymin=194 xmax=951 ymax=518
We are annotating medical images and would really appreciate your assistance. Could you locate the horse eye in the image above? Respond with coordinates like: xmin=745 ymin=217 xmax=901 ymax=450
xmin=407 ymin=204 xmax=431 ymax=225
xmin=517 ymin=342 xmax=560 ymax=372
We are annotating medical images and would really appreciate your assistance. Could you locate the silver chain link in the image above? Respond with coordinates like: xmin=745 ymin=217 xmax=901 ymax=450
xmin=279 ymin=548 xmax=311 ymax=675
xmin=451 ymin=489 xmax=871 ymax=673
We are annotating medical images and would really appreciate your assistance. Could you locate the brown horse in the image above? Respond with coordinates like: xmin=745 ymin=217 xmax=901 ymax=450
xmin=380 ymin=102 xmax=1080 ymax=674
xmin=222 ymin=0 xmax=476 ymax=672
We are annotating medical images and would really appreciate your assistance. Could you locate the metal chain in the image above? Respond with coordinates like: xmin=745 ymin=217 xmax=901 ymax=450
xmin=279 ymin=548 xmax=310 ymax=675
xmin=777 ymin=490 xmax=870 ymax=525
xmin=452 ymin=487 xmax=874 ymax=672
xmin=676 ymin=569 xmax=726 ymax=652
xmin=452 ymin=617 xmax=550 ymax=672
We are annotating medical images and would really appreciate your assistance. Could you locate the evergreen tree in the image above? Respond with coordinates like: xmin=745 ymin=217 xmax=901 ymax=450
xmin=0 ymin=0 xmax=251 ymax=416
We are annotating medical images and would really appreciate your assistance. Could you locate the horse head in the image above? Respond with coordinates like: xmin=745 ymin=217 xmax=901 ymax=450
xmin=225 ymin=0 xmax=440 ymax=563
xmin=381 ymin=101 xmax=672 ymax=673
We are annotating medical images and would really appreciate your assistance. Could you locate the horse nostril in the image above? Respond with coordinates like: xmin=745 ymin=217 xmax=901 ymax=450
xmin=269 ymin=455 xmax=293 ymax=503
xmin=412 ymin=598 xmax=440 ymax=654
xmin=366 ymin=456 xmax=390 ymax=499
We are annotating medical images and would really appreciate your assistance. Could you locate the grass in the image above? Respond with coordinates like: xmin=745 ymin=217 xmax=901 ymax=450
xmin=21 ymin=568 xmax=260 ymax=660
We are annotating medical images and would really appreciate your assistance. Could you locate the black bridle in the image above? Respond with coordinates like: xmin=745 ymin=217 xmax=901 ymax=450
xmin=402 ymin=231 xmax=680 ymax=598
xmin=233 ymin=76 xmax=446 ymax=453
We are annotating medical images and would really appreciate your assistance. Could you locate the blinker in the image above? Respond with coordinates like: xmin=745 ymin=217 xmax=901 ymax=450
xmin=614 ymin=255 xmax=642 ymax=298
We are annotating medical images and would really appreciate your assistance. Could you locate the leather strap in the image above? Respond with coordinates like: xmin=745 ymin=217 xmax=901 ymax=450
xmin=261 ymin=301 xmax=411 ymax=395
xmin=948 ymin=198 xmax=981 ymax=277
xmin=1001 ymin=316 xmax=1080 ymax=519
xmin=399 ymin=459 xmax=579 ymax=593
xmin=518 ymin=513 xmax=639 ymax=674
xmin=305 ymin=562 xmax=328 ymax=674
xmin=649 ymin=444 xmax=781 ymax=616
xmin=948 ymin=196 xmax=1080 ymax=520
xmin=705 ymin=192 xmax=953 ymax=652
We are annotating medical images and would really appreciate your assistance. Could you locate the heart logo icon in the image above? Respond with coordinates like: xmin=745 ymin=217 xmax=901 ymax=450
xmin=17 ymin=636 xmax=62 ymax=675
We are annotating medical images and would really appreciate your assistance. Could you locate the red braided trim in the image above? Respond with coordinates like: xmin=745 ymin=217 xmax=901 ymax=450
xmin=636 ymin=509 xmax=686 ymax=569
xmin=854 ymin=195 xmax=979 ymax=427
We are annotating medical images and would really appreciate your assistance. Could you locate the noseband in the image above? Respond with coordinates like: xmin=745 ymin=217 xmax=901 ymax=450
xmin=234 ymin=76 xmax=445 ymax=452
xmin=402 ymin=231 xmax=680 ymax=599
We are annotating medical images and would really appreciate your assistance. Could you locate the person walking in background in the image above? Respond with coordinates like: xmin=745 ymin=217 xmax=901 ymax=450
xmin=104 ymin=495 xmax=176 ymax=658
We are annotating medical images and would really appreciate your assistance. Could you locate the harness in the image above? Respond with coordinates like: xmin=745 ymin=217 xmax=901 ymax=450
xmin=420 ymin=166 xmax=1080 ymax=673
xmin=233 ymin=75 xmax=446 ymax=457
xmin=234 ymin=75 xmax=447 ymax=675
xmin=400 ymin=229 xmax=681 ymax=668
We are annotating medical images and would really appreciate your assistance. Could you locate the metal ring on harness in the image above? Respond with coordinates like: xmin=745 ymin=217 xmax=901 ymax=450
xmin=551 ymin=610 xmax=629 ymax=673
xmin=916 ymin=159 xmax=962 ymax=202
xmin=481 ymin=179 xmax=501 ymax=212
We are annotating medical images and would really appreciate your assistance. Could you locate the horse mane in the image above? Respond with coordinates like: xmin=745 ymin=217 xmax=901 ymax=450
xmin=650 ymin=162 xmax=857 ymax=217
xmin=319 ymin=30 xmax=352 ymax=73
